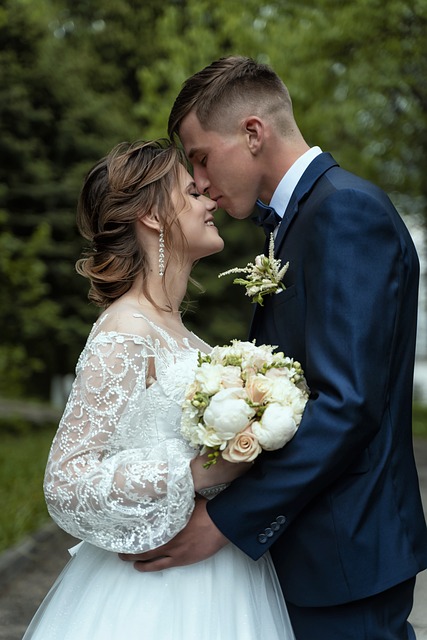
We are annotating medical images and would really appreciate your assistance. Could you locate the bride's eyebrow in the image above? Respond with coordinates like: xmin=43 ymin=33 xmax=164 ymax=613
xmin=186 ymin=181 xmax=198 ymax=192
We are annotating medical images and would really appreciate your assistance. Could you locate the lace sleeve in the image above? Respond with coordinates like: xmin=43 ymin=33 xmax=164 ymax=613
xmin=44 ymin=332 xmax=196 ymax=553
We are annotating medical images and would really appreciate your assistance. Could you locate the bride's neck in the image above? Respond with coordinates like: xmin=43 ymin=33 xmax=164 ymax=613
xmin=123 ymin=271 xmax=189 ymax=323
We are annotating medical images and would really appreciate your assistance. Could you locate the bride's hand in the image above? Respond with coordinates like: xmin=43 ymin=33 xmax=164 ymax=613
xmin=190 ymin=452 xmax=252 ymax=491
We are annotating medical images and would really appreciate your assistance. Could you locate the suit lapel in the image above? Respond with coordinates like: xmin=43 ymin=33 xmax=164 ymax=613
xmin=274 ymin=153 xmax=338 ymax=254
xmin=249 ymin=153 xmax=338 ymax=341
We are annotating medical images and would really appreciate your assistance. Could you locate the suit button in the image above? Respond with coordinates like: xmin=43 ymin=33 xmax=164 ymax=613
xmin=265 ymin=527 xmax=274 ymax=537
xmin=270 ymin=521 xmax=280 ymax=532
xmin=258 ymin=533 xmax=268 ymax=544
xmin=277 ymin=515 xmax=286 ymax=525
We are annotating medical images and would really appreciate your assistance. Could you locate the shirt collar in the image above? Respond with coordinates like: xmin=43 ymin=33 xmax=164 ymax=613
xmin=269 ymin=146 xmax=322 ymax=219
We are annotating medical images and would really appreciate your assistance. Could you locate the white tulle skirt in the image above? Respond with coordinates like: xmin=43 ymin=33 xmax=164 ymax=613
xmin=23 ymin=540 xmax=294 ymax=640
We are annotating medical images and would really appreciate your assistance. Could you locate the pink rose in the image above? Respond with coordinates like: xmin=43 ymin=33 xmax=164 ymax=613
xmin=222 ymin=428 xmax=262 ymax=463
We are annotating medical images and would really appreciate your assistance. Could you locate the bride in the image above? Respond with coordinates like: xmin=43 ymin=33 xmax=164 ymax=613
xmin=23 ymin=140 xmax=295 ymax=639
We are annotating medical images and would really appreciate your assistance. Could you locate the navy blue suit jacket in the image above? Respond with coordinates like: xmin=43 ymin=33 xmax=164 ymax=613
xmin=207 ymin=153 xmax=427 ymax=607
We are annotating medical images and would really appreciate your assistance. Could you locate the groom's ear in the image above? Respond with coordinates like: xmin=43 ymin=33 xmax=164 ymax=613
xmin=242 ymin=116 xmax=264 ymax=155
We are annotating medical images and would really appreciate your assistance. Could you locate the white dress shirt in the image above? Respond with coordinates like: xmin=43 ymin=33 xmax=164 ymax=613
xmin=270 ymin=146 xmax=323 ymax=220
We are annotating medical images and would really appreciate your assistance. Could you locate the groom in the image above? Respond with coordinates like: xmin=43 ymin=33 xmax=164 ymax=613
xmin=121 ymin=57 xmax=427 ymax=638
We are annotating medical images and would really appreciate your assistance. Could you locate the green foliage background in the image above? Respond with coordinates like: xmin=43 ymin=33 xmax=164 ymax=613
xmin=1 ymin=0 xmax=426 ymax=399
xmin=1 ymin=0 xmax=427 ymax=550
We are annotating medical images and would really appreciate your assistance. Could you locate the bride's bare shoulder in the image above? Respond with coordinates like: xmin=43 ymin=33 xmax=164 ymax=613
xmin=95 ymin=299 xmax=155 ymax=337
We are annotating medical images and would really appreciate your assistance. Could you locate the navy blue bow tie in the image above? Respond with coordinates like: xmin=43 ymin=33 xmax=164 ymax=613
xmin=252 ymin=199 xmax=282 ymax=236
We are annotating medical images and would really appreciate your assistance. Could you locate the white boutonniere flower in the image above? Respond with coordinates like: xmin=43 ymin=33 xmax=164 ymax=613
xmin=218 ymin=234 xmax=289 ymax=306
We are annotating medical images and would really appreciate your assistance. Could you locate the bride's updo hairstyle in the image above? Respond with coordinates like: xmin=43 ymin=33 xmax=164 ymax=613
xmin=76 ymin=139 xmax=188 ymax=308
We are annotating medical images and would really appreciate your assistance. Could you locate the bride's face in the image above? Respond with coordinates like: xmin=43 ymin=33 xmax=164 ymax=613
xmin=172 ymin=165 xmax=224 ymax=263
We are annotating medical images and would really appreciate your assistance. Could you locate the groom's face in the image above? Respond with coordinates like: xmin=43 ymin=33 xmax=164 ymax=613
xmin=179 ymin=110 xmax=261 ymax=220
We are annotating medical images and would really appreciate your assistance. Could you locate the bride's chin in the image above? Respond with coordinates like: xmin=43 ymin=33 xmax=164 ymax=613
xmin=212 ymin=238 xmax=225 ymax=254
xmin=195 ymin=239 xmax=225 ymax=260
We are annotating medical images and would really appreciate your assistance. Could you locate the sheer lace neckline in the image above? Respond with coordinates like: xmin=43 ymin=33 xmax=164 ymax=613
xmin=92 ymin=309 xmax=210 ymax=353
xmin=132 ymin=312 xmax=195 ymax=350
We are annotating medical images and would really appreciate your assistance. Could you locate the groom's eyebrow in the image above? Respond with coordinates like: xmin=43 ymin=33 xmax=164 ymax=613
xmin=187 ymin=147 xmax=197 ymax=160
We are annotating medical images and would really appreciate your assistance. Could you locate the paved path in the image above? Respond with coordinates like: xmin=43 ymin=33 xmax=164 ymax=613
xmin=1 ymin=439 xmax=427 ymax=639
xmin=410 ymin=438 xmax=427 ymax=639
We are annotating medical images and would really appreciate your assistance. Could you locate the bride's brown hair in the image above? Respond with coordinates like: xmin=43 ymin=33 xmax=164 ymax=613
xmin=76 ymin=139 xmax=188 ymax=309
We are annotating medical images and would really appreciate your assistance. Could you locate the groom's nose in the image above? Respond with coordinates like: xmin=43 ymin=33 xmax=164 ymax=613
xmin=194 ymin=167 xmax=210 ymax=195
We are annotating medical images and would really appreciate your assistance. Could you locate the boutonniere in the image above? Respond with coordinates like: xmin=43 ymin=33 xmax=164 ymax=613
xmin=218 ymin=234 xmax=289 ymax=306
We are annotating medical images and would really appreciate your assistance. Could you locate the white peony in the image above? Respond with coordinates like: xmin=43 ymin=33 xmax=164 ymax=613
xmin=203 ymin=387 xmax=255 ymax=439
xmin=268 ymin=376 xmax=299 ymax=406
xmin=291 ymin=393 xmax=308 ymax=419
xmin=252 ymin=403 xmax=298 ymax=450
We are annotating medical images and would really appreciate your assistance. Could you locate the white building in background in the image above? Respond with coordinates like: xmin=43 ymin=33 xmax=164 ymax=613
xmin=408 ymin=215 xmax=427 ymax=403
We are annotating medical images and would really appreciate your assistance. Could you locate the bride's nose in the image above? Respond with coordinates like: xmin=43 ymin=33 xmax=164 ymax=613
xmin=204 ymin=195 xmax=217 ymax=212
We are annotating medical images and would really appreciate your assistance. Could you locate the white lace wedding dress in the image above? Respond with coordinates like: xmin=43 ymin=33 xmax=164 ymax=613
xmin=23 ymin=309 xmax=295 ymax=640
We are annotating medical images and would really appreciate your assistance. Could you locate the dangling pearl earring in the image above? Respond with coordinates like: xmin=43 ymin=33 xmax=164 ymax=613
xmin=158 ymin=229 xmax=165 ymax=277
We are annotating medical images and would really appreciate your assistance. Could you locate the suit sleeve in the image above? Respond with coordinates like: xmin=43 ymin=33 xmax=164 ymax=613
xmin=207 ymin=187 xmax=413 ymax=559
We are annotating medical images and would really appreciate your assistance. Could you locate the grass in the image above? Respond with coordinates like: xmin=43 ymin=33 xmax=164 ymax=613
xmin=412 ymin=403 xmax=427 ymax=438
xmin=0 ymin=404 xmax=426 ymax=554
xmin=0 ymin=427 xmax=56 ymax=553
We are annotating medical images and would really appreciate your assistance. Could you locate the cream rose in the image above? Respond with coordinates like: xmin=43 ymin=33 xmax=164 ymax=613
xmin=245 ymin=373 xmax=273 ymax=404
xmin=184 ymin=381 xmax=199 ymax=402
xmin=196 ymin=424 xmax=227 ymax=449
xmin=209 ymin=344 xmax=232 ymax=362
xmin=203 ymin=387 xmax=255 ymax=439
xmin=195 ymin=363 xmax=224 ymax=395
xmin=222 ymin=428 xmax=262 ymax=463
xmin=265 ymin=367 xmax=288 ymax=380
xmin=219 ymin=365 xmax=244 ymax=389
xmin=180 ymin=402 xmax=200 ymax=444
xmin=252 ymin=403 xmax=298 ymax=450
xmin=240 ymin=341 xmax=276 ymax=371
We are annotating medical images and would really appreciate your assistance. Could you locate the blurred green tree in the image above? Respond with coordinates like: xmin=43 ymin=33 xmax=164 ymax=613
xmin=252 ymin=1 xmax=427 ymax=205
xmin=0 ymin=0 xmax=156 ymax=396
xmin=0 ymin=0 xmax=425 ymax=399
xmin=0 ymin=212 xmax=61 ymax=396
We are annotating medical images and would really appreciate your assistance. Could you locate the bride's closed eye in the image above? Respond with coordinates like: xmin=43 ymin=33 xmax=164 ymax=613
xmin=186 ymin=180 xmax=201 ymax=199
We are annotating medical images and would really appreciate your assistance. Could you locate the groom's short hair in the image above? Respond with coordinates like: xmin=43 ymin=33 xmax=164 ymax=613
xmin=168 ymin=56 xmax=294 ymax=138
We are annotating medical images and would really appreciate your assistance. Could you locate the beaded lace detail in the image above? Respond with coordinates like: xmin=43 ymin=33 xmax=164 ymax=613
xmin=44 ymin=309 xmax=207 ymax=553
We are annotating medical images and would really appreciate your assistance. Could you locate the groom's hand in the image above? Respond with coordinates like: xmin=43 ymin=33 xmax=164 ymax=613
xmin=118 ymin=497 xmax=228 ymax=572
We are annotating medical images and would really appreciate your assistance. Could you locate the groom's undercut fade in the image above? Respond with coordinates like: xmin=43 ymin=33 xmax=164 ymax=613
xmin=168 ymin=56 xmax=293 ymax=138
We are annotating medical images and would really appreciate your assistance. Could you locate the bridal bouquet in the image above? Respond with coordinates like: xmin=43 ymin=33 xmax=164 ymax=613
xmin=181 ymin=340 xmax=309 ymax=467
